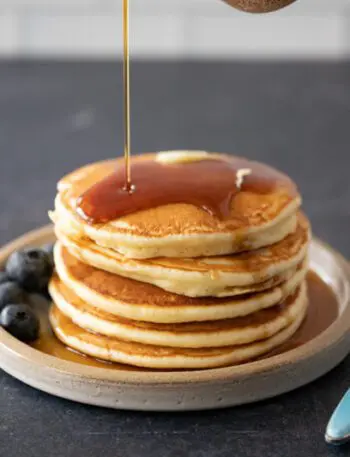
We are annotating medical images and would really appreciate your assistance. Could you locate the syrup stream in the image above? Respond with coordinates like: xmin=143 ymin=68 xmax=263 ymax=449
xmin=123 ymin=0 xmax=132 ymax=191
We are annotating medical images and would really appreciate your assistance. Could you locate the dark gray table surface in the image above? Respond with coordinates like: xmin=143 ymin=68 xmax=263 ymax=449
xmin=0 ymin=60 xmax=349 ymax=457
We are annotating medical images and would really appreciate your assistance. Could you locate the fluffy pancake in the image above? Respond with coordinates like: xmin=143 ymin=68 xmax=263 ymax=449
xmin=55 ymin=213 xmax=310 ymax=297
xmin=52 ymin=152 xmax=301 ymax=259
xmin=54 ymin=243 xmax=308 ymax=323
xmin=49 ymin=298 xmax=307 ymax=369
xmin=49 ymin=278 xmax=307 ymax=348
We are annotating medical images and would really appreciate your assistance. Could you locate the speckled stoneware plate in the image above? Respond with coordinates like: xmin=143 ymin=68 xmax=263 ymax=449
xmin=0 ymin=226 xmax=349 ymax=411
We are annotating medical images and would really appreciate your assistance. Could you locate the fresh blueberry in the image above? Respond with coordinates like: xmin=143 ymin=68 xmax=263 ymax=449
xmin=6 ymin=249 xmax=53 ymax=293
xmin=0 ymin=271 xmax=9 ymax=285
xmin=0 ymin=304 xmax=40 ymax=343
xmin=0 ymin=282 xmax=26 ymax=312
xmin=42 ymin=243 xmax=55 ymax=268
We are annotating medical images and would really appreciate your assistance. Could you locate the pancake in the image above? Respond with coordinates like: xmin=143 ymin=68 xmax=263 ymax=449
xmin=54 ymin=243 xmax=308 ymax=323
xmin=52 ymin=151 xmax=301 ymax=259
xmin=55 ymin=213 xmax=310 ymax=297
xmin=49 ymin=299 xmax=308 ymax=369
xmin=49 ymin=278 xmax=307 ymax=348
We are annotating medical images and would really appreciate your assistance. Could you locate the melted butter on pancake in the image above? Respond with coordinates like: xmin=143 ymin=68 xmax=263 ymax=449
xmin=155 ymin=150 xmax=215 ymax=164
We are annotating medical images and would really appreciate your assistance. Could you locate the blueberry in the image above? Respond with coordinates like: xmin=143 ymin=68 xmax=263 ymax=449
xmin=0 ymin=271 xmax=9 ymax=285
xmin=0 ymin=282 xmax=26 ymax=312
xmin=6 ymin=249 xmax=53 ymax=293
xmin=42 ymin=243 xmax=55 ymax=268
xmin=0 ymin=304 xmax=40 ymax=343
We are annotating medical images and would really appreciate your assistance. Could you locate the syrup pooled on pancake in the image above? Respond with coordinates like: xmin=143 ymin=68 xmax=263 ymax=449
xmin=53 ymin=152 xmax=302 ymax=259
xmin=76 ymin=155 xmax=298 ymax=224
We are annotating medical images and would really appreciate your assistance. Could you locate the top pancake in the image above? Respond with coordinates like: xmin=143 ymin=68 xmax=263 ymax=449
xmin=53 ymin=151 xmax=301 ymax=259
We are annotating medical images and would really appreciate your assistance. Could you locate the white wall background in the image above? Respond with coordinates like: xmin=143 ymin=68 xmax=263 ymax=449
xmin=1 ymin=0 xmax=350 ymax=58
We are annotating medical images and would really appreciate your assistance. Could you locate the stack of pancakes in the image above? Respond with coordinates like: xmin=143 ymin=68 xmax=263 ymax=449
xmin=49 ymin=151 xmax=311 ymax=369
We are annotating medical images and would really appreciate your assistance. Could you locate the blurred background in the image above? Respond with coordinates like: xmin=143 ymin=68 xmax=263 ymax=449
xmin=0 ymin=0 xmax=349 ymax=59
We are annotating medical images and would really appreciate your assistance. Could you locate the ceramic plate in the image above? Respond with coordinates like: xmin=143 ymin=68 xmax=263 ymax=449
xmin=0 ymin=226 xmax=349 ymax=411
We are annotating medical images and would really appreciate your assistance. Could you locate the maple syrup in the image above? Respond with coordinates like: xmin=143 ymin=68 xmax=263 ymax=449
xmin=123 ymin=0 xmax=132 ymax=192
xmin=271 ymin=271 xmax=339 ymax=354
xmin=76 ymin=157 xmax=298 ymax=223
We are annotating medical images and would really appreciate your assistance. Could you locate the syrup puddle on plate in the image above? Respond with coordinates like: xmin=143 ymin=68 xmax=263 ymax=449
xmin=31 ymin=271 xmax=339 ymax=372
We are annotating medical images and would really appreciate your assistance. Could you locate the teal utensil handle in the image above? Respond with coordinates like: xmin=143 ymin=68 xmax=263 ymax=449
xmin=326 ymin=389 xmax=350 ymax=445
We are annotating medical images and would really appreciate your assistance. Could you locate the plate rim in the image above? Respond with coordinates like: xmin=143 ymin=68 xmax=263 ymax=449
xmin=0 ymin=224 xmax=349 ymax=386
